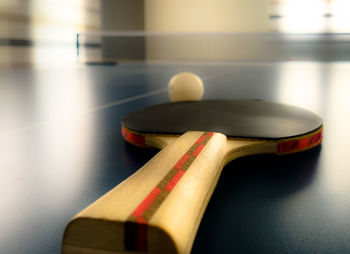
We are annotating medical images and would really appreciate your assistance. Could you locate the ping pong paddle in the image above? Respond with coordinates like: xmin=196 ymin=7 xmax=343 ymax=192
xmin=62 ymin=99 xmax=323 ymax=254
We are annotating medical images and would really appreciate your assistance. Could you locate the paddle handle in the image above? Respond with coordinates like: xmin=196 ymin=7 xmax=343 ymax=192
xmin=62 ymin=131 xmax=227 ymax=254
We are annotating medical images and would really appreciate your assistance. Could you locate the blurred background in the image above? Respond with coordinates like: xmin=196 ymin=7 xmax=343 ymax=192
xmin=1 ymin=0 xmax=350 ymax=68
xmin=1 ymin=1 xmax=350 ymax=254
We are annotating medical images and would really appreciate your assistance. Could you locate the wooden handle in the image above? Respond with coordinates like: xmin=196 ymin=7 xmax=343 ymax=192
xmin=62 ymin=131 xmax=227 ymax=254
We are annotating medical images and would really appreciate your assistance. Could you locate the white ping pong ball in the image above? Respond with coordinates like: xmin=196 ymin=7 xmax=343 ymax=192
xmin=168 ymin=72 xmax=204 ymax=102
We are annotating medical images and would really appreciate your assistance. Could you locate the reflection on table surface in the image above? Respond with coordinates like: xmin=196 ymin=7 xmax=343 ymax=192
xmin=0 ymin=61 xmax=349 ymax=254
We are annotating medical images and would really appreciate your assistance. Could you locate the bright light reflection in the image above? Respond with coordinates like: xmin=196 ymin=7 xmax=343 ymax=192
xmin=322 ymin=63 xmax=350 ymax=194
xmin=277 ymin=62 xmax=322 ymax=113
xmin=29 ymin=0 xmax=94 ymax=67
xmin=328 ymin=0 xmax=350 ymax=32
xmin=33 ymin=70 xmax=96 ymax=203
xmin=279 ymin=0 xmax=326 ymax=33
xmin=276 ymin=0 xmax=350 ymax=33
xmin=0 ymin=134 xmax=25 ymax=223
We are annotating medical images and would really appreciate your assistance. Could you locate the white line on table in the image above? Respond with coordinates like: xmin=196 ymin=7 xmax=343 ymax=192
xmin=0 ymin=88 xmax=168 ymax=137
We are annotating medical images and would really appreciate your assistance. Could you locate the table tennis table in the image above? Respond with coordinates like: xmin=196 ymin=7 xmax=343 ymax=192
xmin=1 ymin=32 xmax=350 ymax=254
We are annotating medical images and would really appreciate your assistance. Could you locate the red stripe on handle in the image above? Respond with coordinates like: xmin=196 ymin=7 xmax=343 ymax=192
xmin=132 ymin=187 xmax=161 ymax=223
xmin=126 ymin=132 xmax=214 ymax=251
xmin=165 ymin=170 xmax=185 ymax=192
xmin=195 ymin=134 xmax=206 ymax=144
xmin=193 ymin=144 xmax=204 ymax=156
xmin=174 ymin=154 xmax=190 ymax=170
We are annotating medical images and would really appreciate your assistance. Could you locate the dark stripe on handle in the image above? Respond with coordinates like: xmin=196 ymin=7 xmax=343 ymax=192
xmin=124 ymin=132 xmax=214 ymax=251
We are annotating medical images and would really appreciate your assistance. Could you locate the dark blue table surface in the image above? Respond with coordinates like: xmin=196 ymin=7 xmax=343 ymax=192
xmin=1 ymin=61 xmax=349 ymax=253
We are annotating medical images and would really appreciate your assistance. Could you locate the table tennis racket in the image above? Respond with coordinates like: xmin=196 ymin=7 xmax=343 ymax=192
xmin=62 ymin=99 xmax=323 ymax=254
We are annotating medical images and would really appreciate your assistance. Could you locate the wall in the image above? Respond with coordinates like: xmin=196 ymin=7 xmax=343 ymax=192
xmin=144 ymin=0 xmax=275 ymax=61
xmin=100 ymin=0 xmax=145 ymax=60
xmin=145 ymin=0 xmax=269 ymax=32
